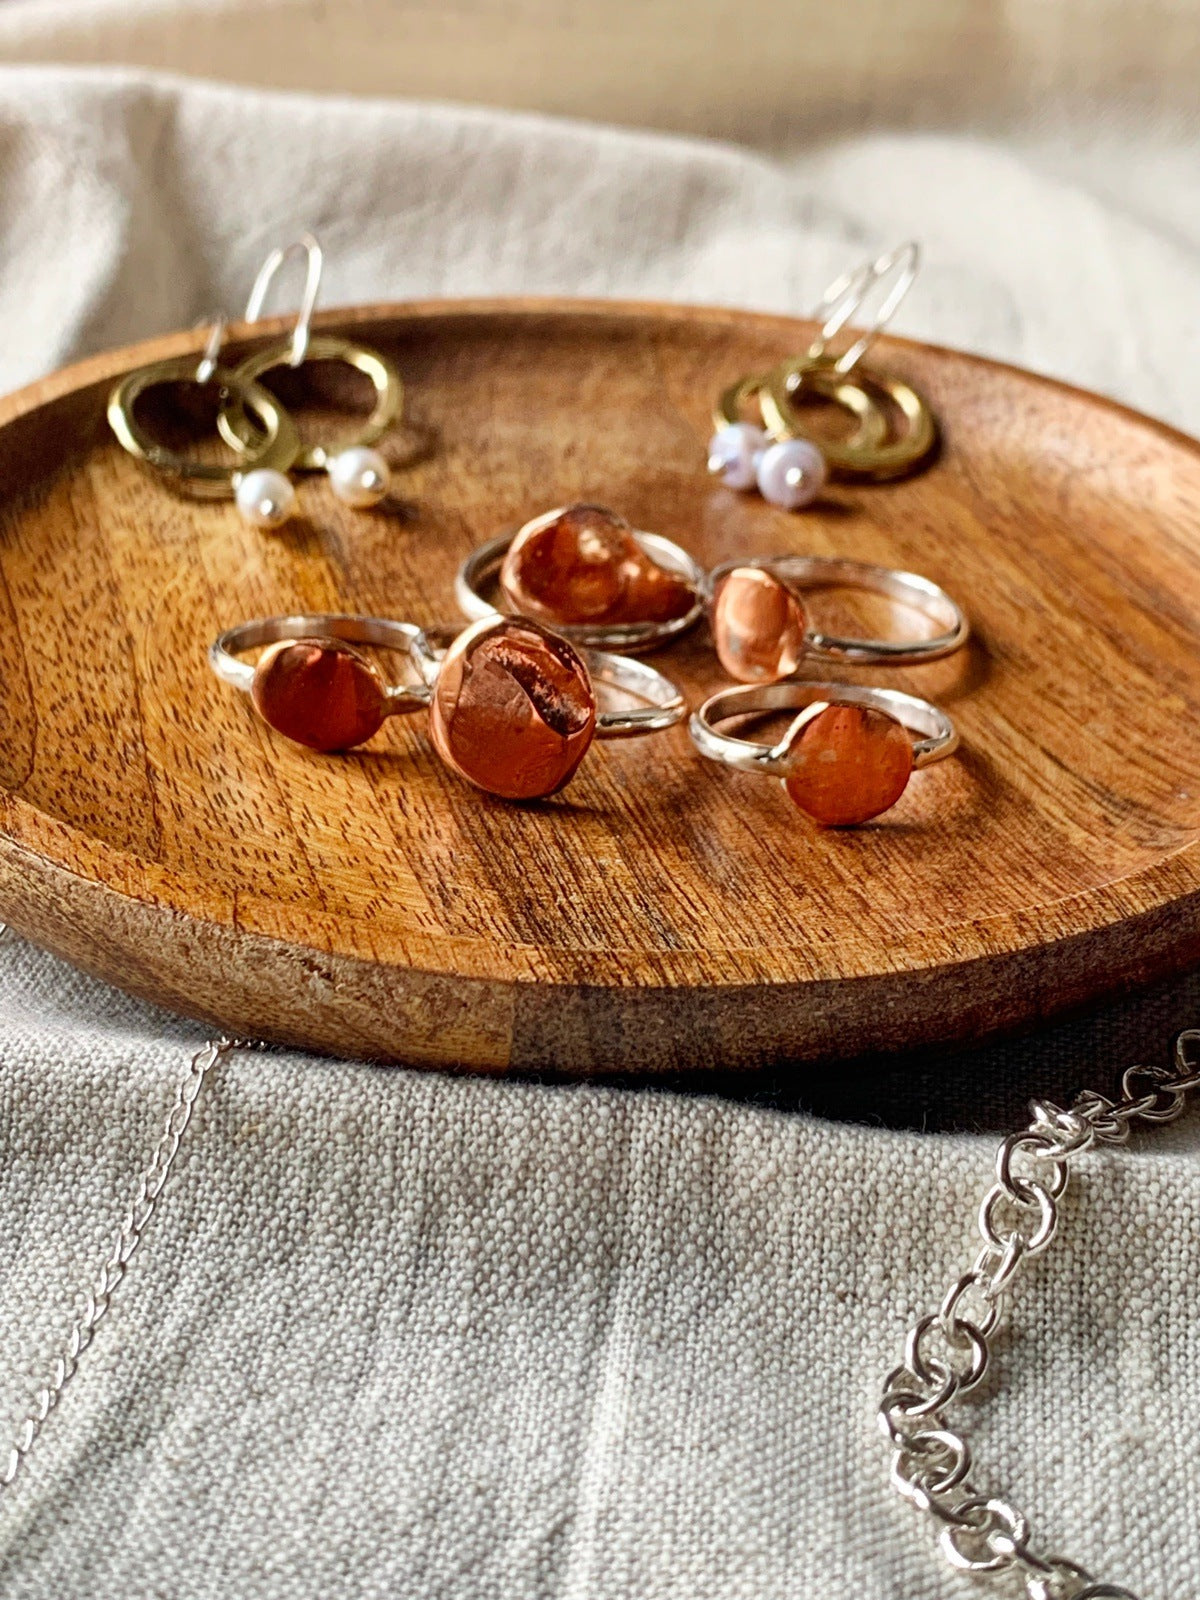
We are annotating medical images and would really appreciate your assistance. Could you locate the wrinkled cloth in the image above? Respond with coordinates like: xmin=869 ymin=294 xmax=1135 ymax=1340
xmin=0 ymin=25 xmax=1198 ymax=1600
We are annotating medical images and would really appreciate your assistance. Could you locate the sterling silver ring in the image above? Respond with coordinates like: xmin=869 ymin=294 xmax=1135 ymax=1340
xmin=705 ymin=555 xmax=968 ymax=683
xmin=690 ymin=679 xmax=958 ymax=827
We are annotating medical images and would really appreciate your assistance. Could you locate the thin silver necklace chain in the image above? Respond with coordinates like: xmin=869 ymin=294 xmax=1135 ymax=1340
xmin=0 ymin=1036 xmax=250 ymax=1493
xmin=881 ymin=1025 xmax=1200 ymax=1600
xmin=2 ymin=1026 xmax=1199 ymax=1600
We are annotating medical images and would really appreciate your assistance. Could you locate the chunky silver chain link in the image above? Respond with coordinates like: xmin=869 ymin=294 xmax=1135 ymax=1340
xmin=880 ymin=1027 xmax=1200 ymax=1600
xmin=0 ymin=1036 xmax=247 ymax=1494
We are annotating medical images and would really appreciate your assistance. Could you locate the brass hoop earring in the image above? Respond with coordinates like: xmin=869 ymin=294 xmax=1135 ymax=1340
xmin=707 ymin=241 xmax=937 ymax=501
xmin=762 ymin=356 xmax=937 ymax=482
xmin=107 ymin=324 xmax=300 ymax=525
xmin=708 ymin=368 xmax=890 ymax=508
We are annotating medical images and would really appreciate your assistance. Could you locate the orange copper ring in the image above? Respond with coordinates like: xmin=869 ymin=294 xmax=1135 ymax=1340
xmin=457 ymin=504 xmax=707 ymax=655
xmin=705 ymin=555 xmax=968 ymax=684
xmin=690 ymin=679 xmax=957 ymax=828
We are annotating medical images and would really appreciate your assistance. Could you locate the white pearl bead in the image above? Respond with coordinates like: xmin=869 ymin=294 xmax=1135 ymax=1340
xmin=707 ymin=423 xmax=768 ymax=491
xmin=328 ymin=446 xmax=391 ymax=508
xmin=234 ymin=468 xmax=296 ymax=529
xmin=755 ymin=438 xmax=827 ymax=510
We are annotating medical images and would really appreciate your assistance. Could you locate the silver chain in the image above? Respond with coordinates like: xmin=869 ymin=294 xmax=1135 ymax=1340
xmin=1 ymin=1036 xmax=246 ymax=1494
xmin=880 ymin=1026 xmax=1200 ymax=1600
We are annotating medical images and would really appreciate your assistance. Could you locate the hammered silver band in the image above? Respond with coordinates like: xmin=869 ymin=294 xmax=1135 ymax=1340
xmin=582 ymin=647 xmax=687 ymax=736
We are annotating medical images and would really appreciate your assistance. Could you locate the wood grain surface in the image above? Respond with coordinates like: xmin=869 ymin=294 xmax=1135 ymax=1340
xmin=0 ymin=299 xmax=1198 ymax=1075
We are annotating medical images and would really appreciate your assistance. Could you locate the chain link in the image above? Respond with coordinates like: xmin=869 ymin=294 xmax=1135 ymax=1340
xmin=880 ymin=1027 xmax=1200 ymax=1600
xmin=0 ymin=1037 xmax=248 ymax=1494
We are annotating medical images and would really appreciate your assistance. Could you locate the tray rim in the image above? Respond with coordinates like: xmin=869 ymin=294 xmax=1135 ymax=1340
xmin=2 ymin=826 xmax=1197 ymax=1071
xmin=1 ymin=297 xmax=1199 ymax=1059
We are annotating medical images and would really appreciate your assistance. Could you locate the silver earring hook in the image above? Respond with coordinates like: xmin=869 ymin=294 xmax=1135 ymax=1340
xmin=806 ymin=240 xmax=920 ymax=375
xmin=195 ymin=316 xmax=228 ymax=384
xmin=244 ymin=233 xmax=324 ymax=367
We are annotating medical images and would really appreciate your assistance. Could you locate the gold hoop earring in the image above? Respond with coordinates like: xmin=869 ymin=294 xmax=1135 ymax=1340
xmin=761 ymin=355 xmax=938 ymax=482
xmin=107 ymin=321 xmax=301 ymax=526
xmin=706 ymin=241 xmax=938 ymax=502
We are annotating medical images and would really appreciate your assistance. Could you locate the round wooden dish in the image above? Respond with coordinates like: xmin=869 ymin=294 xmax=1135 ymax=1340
xmin=1 ymin=299 xmax=1198 ymax=1075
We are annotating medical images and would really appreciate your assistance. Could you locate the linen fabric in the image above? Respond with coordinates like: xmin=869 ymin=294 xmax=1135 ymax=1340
xmin=0 ymin=16 xmax=1197 ymax=1597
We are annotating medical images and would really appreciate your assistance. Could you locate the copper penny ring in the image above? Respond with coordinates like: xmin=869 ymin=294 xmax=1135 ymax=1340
xmin=210 ymin=611 xmax=685 ymax=800
xmin=706 ymin=555 xmax=969 ymax=683
xmin=457 ymin=507 xmax=709 ymax=654
xmin=690 ymin=680 xmax=958 ymax=827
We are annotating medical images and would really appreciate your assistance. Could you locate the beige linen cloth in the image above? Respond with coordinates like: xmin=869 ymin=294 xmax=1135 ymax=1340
xmin=0 ymin=5 xmax=1199 ymax=1596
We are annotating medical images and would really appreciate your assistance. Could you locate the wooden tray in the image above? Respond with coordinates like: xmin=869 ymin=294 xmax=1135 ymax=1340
xmin=1 ymin=298 xmax=1198 ymax=1075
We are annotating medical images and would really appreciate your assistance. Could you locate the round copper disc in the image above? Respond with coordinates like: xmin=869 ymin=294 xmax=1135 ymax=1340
xmin=251 ymin=638 xmax=389 ymax=752
xmin=782 ymin=703 xmax=914 ymax=826
xmin=428 ymin=617 xmax=598 ymax=799
xmin=711 ymin=567 xmax=810 ymax=683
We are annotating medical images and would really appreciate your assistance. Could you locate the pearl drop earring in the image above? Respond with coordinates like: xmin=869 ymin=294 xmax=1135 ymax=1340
xmin=234 ymin=466 xmax=298 ymax=528
xmin=707 ymin=420 xmax=767 ymax=491
xmin=216 ymin=234 xmax=404 ymax=526
xmin=327 ymin=444 xmax=391 ymax=507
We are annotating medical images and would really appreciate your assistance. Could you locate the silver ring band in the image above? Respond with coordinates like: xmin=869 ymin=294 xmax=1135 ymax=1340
xmin=421 ymin=620 xmax=685 ymax=737
xmin=210 ymin=613 xmax=436 ymax=713
xmin=583 ymin=648 xmax=687 ymax=736
xmin=689 ymin=681 xmax=958 ymax=775
xmin=706 ymin=555 xmax=968 ymax=665
xmin=456 ymin=529 xmax=707 ymax=653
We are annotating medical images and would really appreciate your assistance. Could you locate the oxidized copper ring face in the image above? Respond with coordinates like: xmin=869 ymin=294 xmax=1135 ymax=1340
xmin=710 ymin=566 xmax=810 ymax=683
xmin=782 ymin=703 xmax=913 ymax=826
xmin=428 ymin=616 xmax=598 ymax=799
xmin=251 ymin=638 xmax=389 ymax=751
xmin=499 ymin=504 xmax=697 ymax=628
